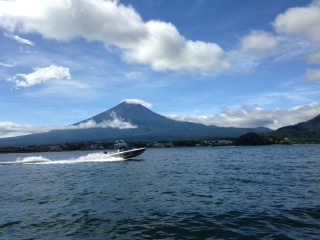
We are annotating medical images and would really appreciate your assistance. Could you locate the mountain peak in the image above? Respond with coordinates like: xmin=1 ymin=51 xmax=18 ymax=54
xmin=73 ymin=101 xmax=164 ymax=126
xmin=123 ymin=99 xmax=152 ymax=109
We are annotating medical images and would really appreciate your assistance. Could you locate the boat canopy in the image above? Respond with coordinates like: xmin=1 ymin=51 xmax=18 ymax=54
xmin=114 ymin=140 xmax=128 ymax=147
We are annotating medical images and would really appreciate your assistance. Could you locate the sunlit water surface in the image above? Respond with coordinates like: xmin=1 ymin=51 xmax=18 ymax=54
xmin=0 ymin=145 xmax=320 ymax=239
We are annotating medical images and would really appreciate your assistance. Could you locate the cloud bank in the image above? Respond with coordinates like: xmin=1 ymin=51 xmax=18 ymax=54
xmin=8 ymin=65 xmax=71 ymax=88
xmin=167 ymin=102 xmax=320 ymax=130
xmin=0 ymin=0 xmax=229 ymax=73
xmin=0 ymin=112 xmax=137 ymax=138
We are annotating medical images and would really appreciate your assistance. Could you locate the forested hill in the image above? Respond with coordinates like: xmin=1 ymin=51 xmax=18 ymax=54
xmin=276 ymin=114 xmax=320 ymax=143
xmin=234 ymin=114 xmax=320 ymax=145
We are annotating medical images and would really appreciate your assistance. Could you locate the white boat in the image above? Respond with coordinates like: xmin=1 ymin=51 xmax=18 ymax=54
xmin=104 ymin=140 xmax=147 ymax=159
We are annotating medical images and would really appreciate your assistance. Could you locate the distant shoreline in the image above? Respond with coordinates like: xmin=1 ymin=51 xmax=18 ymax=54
xmin=0 ymin=139 xmax=318 ymax=154
xmin=0 ymin=139 xmax=234 ymax=154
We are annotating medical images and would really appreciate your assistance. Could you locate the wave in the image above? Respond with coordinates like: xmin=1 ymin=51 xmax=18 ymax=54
xmin=0 ymin=153 xmax=124 ymax=166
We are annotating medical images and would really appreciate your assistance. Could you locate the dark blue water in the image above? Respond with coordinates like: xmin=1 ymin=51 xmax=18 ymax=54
xmin=0 ymin=145 xmax=319 ymax=239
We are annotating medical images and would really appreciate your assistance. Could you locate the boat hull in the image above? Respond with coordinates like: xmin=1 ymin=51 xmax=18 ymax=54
xmin=106 ymin=147 xmax=147 ymax=159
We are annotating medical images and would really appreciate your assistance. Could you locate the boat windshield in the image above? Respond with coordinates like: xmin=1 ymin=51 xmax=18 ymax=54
xmin=114 ymin=140 xmax=130 ymax=152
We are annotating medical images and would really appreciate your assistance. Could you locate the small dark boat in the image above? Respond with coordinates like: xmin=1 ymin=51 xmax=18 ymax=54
xmin=105 ymin=140 xmax=147 ymax=159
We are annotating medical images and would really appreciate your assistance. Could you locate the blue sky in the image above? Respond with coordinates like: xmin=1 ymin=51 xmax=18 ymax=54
xmin=1 ymin=0 xmax=320 ymax=138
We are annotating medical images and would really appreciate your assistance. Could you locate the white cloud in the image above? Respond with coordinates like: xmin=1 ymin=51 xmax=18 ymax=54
xmin=123 ymin=20 xmax=230 ymax=72
xmin=0 ymin=62 xmax=16 ymax=67
xmin=304 ymin=69 xmax=320 ymax=82
xmin=124 ymin=99 xmax=152 ymax=108
xmin=75 ymin=119 xmax=137 ymax=130
xmin=0 ymin=0 xmax=229 ymax=73
xmin=228 ymin=31 xmax=281 ymax=74
xmin=308 ymin=50 xmax=320 ymax=64
xmin=4 ymin=32 xmax=35 ymax=46
xmin=167 ymin=102 xmax=320 ymax=130
xmin=8 ymin=65 xmax=71 ymax=88
xmin=0 ymin=112 xmax=137 ymax=138
xmin=273 ymin=0 xmax=320 ymax=44
xmin=229 ymin=1 xmax=320 ymax=74
xmin=0 ymin=0 xmax=147 ymax=47
xmin=0 ymin=122 xmax=54 ymax=138
xmin=240 ymin=30 xmax=278 ymax=52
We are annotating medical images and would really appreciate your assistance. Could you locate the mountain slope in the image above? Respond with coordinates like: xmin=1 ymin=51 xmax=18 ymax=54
xmin=74 ymin=101 xmax=213 ymax=132
xmin=0 ymin=102 xmax=272 ymax=147
xmin=276 ymin=114 xmax=320 ymax=140
xmin=74 ymin=101 xmax=271 ymax=138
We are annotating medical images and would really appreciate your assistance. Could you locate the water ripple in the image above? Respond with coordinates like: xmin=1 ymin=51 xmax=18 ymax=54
xmin=0 ymin=146 xmax=320 ymax=239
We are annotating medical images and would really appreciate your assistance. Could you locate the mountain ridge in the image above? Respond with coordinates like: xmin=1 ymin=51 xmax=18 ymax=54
xmin=0 ymin=102 xmax=272 ymax=147
xmin=276 ymin=114 xmax=320 ymax=141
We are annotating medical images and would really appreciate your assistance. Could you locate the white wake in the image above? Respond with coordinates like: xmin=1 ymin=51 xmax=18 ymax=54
xmin=0 ymin=153 xmax=124 ymax=165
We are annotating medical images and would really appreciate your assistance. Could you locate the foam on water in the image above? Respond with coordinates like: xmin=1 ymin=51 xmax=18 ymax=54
xmin=17 ymin=156 xmax=51 ymax=164
xmin=0 ymin=152 xmax=124 ymax=165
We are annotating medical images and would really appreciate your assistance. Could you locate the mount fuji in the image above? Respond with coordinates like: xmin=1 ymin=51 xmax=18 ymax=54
xmin=0 ymin=101 xmax=271 ymax=147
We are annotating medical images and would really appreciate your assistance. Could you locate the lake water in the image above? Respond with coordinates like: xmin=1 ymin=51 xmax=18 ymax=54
xmin=0 ymin=145 xmax=319 ymax=239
